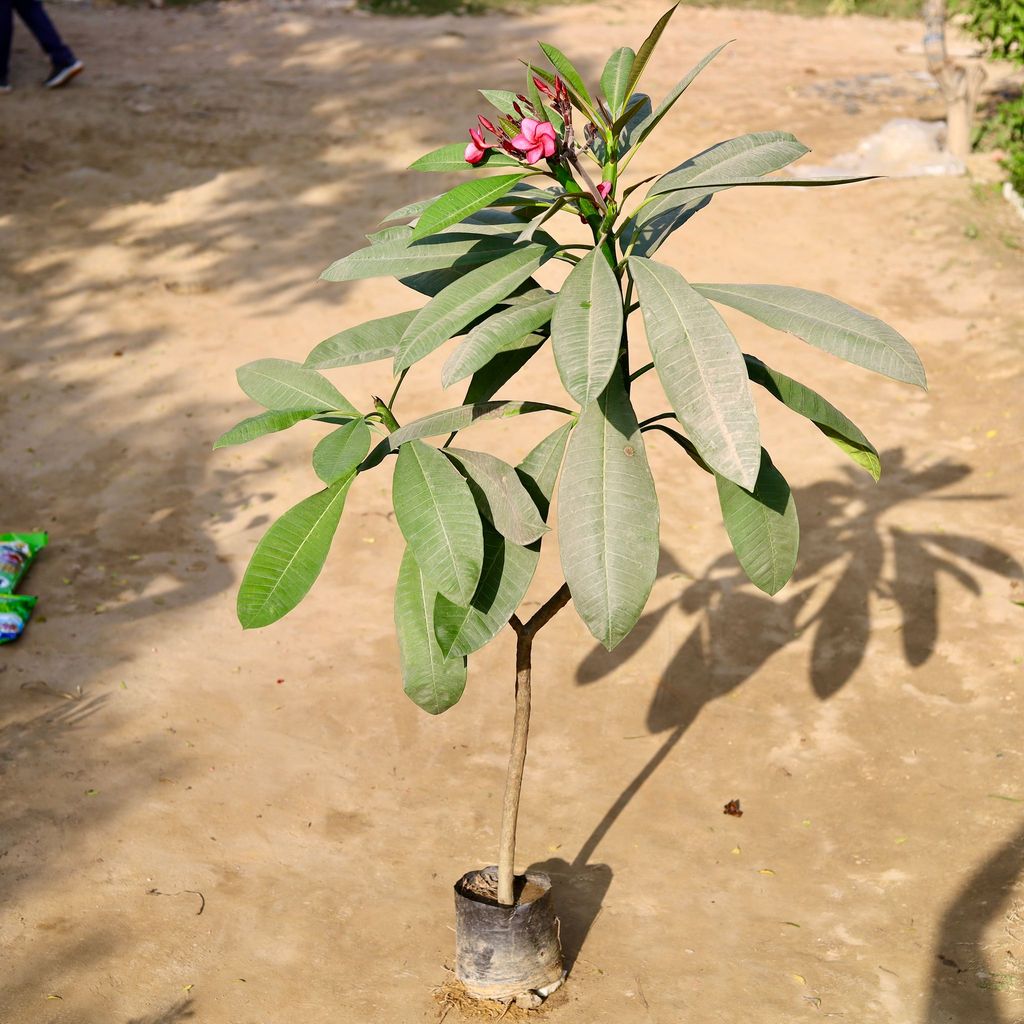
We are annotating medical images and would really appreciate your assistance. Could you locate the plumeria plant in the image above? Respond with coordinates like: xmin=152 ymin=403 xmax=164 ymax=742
xmin=217 ymin=4 xmax=925 ymax=998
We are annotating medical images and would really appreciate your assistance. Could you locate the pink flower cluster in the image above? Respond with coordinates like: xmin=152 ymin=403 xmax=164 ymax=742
xmin=464 ymin=76 xmax=570 ymax=166
xmin=465 ymin=116 xmax=559 ymax=166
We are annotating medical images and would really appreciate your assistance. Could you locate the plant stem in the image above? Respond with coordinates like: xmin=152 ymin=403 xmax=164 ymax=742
xmin=498 ymin=583 xmax=572 ymax=906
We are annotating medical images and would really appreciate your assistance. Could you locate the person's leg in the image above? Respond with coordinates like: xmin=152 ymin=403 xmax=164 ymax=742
xmin=0 ymin=0 xmax=14 ymax=87
xmin=12 ymin=0 xmax=74 ymax=70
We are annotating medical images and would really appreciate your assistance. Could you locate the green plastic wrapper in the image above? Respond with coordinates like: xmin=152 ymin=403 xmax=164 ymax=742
xmin=0 ymin=593 xmax=37 ymax=643
xmin=0 ymin=532 xmax=47 ymax=593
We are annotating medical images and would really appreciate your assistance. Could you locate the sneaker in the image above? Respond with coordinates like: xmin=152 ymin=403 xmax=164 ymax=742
xmin=0 ymin=79 xmax=11 ymax=94
xmin=43 ymin=60 xmax=83 ymax=89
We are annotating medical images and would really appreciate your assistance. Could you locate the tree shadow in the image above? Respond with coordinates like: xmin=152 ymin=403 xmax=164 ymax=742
xmin=549 ymin=449 xmax=1021 ymax=977
xmin=925 ymin=824 xmax=1024 ymax=1024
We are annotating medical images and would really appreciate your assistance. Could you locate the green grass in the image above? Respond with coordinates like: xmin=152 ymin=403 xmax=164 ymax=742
xmin=360 ymin=0 xmax=921 ymax=17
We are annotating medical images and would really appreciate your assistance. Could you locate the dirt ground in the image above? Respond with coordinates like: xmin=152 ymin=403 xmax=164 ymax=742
xmin=2 ymin=1 xmax=1024 ymax=1021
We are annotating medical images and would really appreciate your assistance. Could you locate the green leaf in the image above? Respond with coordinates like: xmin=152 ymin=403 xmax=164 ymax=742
xmin=716 ymin=448 xmax=799 ymax=596
xmin=236 ymin=359 xmax=358 ymax=415
xmin=304 ymin=311 xmax=417 ymax=369
xmin=463 ymin=339 xmax=546 ymax=405
xmin=552 ymin=247 xmax=624 ymax=406
xmin=627 ymin=41 xmax=731 ymax=151
xmin=516 ymin=421 xmax=573 ymax=520
xmin=411 ymin=175 xmax=529 ymax=243
xmin=601 ymin=47 xmax=635 ymax=113
xmin=629 ymin=257 xmax=760 ymax=489
xmin=538 ymin=43 xmax=596 ymax=112
xmin=744 ymin=355 xmax=881 ymax=480
xmin=367 ymin=225 xmax=414 ymax=244
xmin=381 ymin=196 xmax=440 ymax=222
xmin=365 ymin=400 xmax=572 ymax=468
xmin=624 ymin=3 xmax=677 ymax=101
xmin=214 ymin=408 xmax=320 ymax=449
xmin=611 ymin=93 xmax=651 ymax=138
xmin=321 ymin=233 xmax=518 ymax=283
xmin=433 ymin=523 xmax=539 ymax=660
xmin=312 ymin=419 xmax=372 ymax=484
xmin=395 ymin=548 xmax=467 ymax=714
xmin=237 ymin=475 xmax=354 ymax=628
xmin=557 ymin=372 xmax=660 ymax=650
xmin=392 ymin=440 xmax=483 ymax=605
xmin=446 ymin=448 xmax=548 ymax=545
xmin=479 ymin=89 xmax=519 ymax=115
xmin=410 ymin=143 xmax=522 ymax=173
xmin=649 ymin=131 xmax=810 ymax=196
xmin=443 ymin=296 xmax=555 ymax=387
xmin=395 ymin=243 xmax=554 ymax=372
xmin=694 ymin=283 xmax=927 ymax=389
xmin=432 ymin=426 xmax=569 ymax=659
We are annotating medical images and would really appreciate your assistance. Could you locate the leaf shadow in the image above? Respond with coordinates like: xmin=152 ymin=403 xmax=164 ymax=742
xmin=557 ymin=448 xmax=1021 ymax=972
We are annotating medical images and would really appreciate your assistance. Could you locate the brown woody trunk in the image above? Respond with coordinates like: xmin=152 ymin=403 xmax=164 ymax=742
xmin=923 ymin=0 xmax=985 ymax=159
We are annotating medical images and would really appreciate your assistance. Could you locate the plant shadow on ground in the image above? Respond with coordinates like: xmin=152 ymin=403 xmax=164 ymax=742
xmin=539 ymin=448 xmax=1022 ymax=989
xmin=926 ymin=824 xmax=1024 ymax=1023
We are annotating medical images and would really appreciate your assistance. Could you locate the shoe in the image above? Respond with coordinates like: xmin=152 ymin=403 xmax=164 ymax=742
xmin=0 ymin=79 xmax=11 ymax=94
xmin=43 ymin=59 xmax=83 ymax=89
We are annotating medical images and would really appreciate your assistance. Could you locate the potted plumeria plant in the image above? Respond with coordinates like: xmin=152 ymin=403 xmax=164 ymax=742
xmin=216 ymin=5 xmax=925 ymax=1008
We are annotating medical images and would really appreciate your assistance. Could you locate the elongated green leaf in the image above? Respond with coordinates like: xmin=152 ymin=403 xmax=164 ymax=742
xmin=558 ymin=372 xmax=659 ymax=650
xmin=694 ymin=283 xmax=927 ymax=389
xmin=516 ymin=421 xmax=573 ymax=520
xmin=396 ymin=243 xmax=553 ymax=372
xmin=432 ymin=425 xmax=569 ymax=659
xmin=629 ymin=257 xmax=760 ymax=489
xmin=411 ymin=175 xmax=529 ymax=243
xmin=446 ymin=448 xmax=548 ymax=545
xmin=237 ymin=475 xmax=354 ymax=628
xmin=538 ymin=43 xmax=596 ymax=112
xmin=627 ymin=41 xmax=731 ymax=151
xmin=393 ymin=440 xmax=483 ymax=605
xmin=433 ymin=523 xmax=537 ymax=660
xmin=479 ymin=89 xmax=518 ymax=115
xmin=716 ymin=448 xmax=798 ymax=595
xmin=381 ymin=196 xmax=441 ymax=223
xmin=304 ymin=311 xmax=416 ymax=370
xmin=624 ymin=3 xmax=677 ymax=100
xmin=516 ymin=195 xmax=571 ymax=243
xmin=601 ymin=47 xmax=635 ymax=113
xmin=464 ymin=338 xmax=546 ymax=405
xmin=214 ymin=408 xmax=320 ymax=449
xmin=367 ymin=224 xmax=414 ymax=245
xmin=650 ymin=131 xmax=809 ymax=196
xmin=395 ymin=548 xmax=467 ymax=714
xmin=321 ymin=234 xmax=517 ymax=283
xmin=443 ymin=296 xmax=555 ymax=387
xmin=744 ymin=355 xmax=881 ymax=480
xmin=313 ymin=419 xmax=371 ymax=484
xmin=624 ymin=191 xmax=712 ymax=258
xmin=410 ymin=143 xmax=522 ymax=173
xmin=611 ymin=93 xmax=651 ymax=138
xmin=237 ymin=359 xmax=358 ymax=415
xmin=366 ymin=401 xmax=571 ymax=470
xmin=552 ymin=247 xmax=624 ymax=406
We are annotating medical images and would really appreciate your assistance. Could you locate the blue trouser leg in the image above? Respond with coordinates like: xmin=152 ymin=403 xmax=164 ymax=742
xmin=1 ymin=0 xmax=13 ymax=80
xmin=9 ymin=0 xmax=75 ymax=75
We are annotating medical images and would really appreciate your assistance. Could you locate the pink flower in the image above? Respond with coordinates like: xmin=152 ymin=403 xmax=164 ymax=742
xmin=510 ymin=119 xmax=558 ymax=164
xmin=464 ymin=127 xmax=490 ymax=165
xmin=597 ymin=181 xmax=612 ymax=201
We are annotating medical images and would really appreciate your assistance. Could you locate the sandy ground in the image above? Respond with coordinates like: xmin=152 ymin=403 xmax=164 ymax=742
xmin=2 ymin=2 xmax=1024 ymax=1021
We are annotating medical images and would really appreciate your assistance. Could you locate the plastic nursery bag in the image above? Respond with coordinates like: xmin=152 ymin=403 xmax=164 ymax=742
xmin=0 ymin=532 xmax=47 ymax=592
xmin=0 ymin=594 xmax=37 ymax=644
